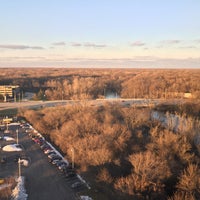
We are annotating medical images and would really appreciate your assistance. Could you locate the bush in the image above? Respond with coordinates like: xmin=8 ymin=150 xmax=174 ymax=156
xmin=176 ymin=164 xmax=200 ymax=197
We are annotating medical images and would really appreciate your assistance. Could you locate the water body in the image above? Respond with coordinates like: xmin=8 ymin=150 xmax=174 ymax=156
xmin=151 ymin=111 xmax=200 ymax=146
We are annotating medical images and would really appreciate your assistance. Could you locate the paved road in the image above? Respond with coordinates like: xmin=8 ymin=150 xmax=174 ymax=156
xmin=0 ymin=98 xmax=174 ymax=112
xmin=1 ymin=124 xmax=77 ymax=200
xmin=0 ymin=100 xmax=68 ymax=111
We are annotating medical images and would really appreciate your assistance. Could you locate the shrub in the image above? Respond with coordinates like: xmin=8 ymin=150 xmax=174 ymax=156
xmin=115 ymin=151 xmax=171 ymax=197
xmin=177 ymin=164 xmax=200 ymax=196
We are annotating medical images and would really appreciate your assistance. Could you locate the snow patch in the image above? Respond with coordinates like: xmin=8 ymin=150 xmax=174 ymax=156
xmin=80 ymin=196 xmax=93 ymax=200
xmin=3 ymin=136 xmax=15 ymax=141
xmin=11 ymin=176 xmax=28 ymax=200
xmin=18 ymin=159 xmax=29 ymax=167
xmin=9 ymin=123 xmax=20 ymax=126
xmin=2 ymin=144 xmax=22 ymax=152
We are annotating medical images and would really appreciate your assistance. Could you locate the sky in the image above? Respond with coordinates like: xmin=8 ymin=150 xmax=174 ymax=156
xmin=0 ymin=0 xmax=200 ymax=68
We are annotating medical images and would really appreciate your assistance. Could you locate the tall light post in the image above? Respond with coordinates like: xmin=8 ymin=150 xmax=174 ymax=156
xmin=18 ymin=93 xmax=20 ymax=102
xmin=71 ymin=148 xmax=74 ymax=169
xmin=16 ymin=129 xmax=19 ymax=144
xmin=18 ymin=158 xmax=21 ymax=178
xmin=4 ymin=116 xmax=9 ymax=134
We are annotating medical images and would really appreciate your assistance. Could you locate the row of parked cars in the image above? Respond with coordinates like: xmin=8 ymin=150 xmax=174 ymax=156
xmin=32 ymin=134 xmax=77 ymax=178
xmin=23 ymin=124 xmax=85 ymax=190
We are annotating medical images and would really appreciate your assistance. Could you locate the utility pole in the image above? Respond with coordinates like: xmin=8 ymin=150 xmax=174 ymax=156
xmin=21 ymin=91 xmax=23 ymax=102
xmin=18 ymin=158 xmax=21 ymax=177
xmin=16 ymin=129 xmax=19 ymax=144
xmin=14 ymin=92 xmax=16 ymax=102
xmin=18 ymin=93 xmax=20 ymax=102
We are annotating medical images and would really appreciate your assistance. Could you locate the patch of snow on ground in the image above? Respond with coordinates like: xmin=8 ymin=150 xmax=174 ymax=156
xmin=80 ymin=196 xmax=93 ymax=200
xmin=9 ymin=122 xmax=20 ymax=126
xmin=18 ymin=159 xmax=29 ymax=167
xmin=2 ymin=144 xmax=22 ymax=152
xmin=3 ymin=136 xmax=15 ymax=141
xmin=12 ymin=176 xmax=28 ymax=200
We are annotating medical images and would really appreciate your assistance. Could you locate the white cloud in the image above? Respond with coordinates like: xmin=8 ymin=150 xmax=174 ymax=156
xmin=71 ymin=42 xmax=82 ymax=47
xmin=0 ymin=44 xmax=44 ymax=50
xmin=131 ymin=41 xmax=146 ymax=46
xmin=52 ymin=42 xmax=66 ymax=46
xmin=70 ymin=42 xmax=107 ymax=48
xmin=179 ymin=46 xmax=197 ymax=49
xmin=84 ymin=42 xmax=107 ymax=48
xmin=160 ymin=40 xmax=181 ymax=45
xmin=194 ymin=39 xmax=200 ymax=44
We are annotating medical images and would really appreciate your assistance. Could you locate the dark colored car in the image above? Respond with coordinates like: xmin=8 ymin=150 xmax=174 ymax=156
xmin=65 ymin=171 xmax=76 ymax=178
xmin=47 ymin=151 xmax=56 ymax=156
xmin=52 ymin=159 xmax=63 ymax=165
xmin=0 ymin=156 xmax=7 ymax=164
xmin=40 ymin=143 xmax=49 ymax=150
xmin=48 ymin=155 xmax=62 ymax=163
xmin=71 ymin=181 xmax=84 ymax=189
xmin=55 ymin=160 xmax=67 ymax=167
xmin=48 ymin=153 xmax=58 ymax=159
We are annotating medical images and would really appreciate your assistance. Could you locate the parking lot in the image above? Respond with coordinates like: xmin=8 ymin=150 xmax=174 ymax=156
xmin=0 ymin=122 xmax=88 ymax=200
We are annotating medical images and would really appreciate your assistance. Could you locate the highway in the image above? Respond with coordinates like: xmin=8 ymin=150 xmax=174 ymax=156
xmin=0 ymin=100 xmax=68 ymax=111
xmin=0 ymin=98 xmax=178 ymax=112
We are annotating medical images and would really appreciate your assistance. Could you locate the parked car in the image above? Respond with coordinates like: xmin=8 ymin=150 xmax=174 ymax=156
xmin=48 ymin=153 xmax=58 ymax=159
xmin=59 ymin=165 xmax=68 ymax=172
xmin=71 ymin=181 xmax=84 ymax=189
xmin=44 ymin=149 xmax=54 ymax=154
xmin=52 ymin=159 xmax=63 ymax=165
xmin=47 ymin=151 xmax=56 ymax=156
xmin=33 ymin=137 xmax=44 ymax=145
xmin=62 ymin=167 xmax=76 ymax=174
xmin=43 ymin=146 xmax=52 ymax=153
xmin=57 ymin=161 xmax=68 ymax=168
xmin=40 ymin=143 xmax=49 ymax=150
xmin=48 ymin=155 xmax=62 ymax=163
xmin=26 ymin=129 xmax=33 ymax=133
xmin=56 ymin=161 xmax=68 ymax=170
xmin=65 ymin=171 xmax=76 ymax=178
xmin=22 ymin=124 xmax=30 ymax=129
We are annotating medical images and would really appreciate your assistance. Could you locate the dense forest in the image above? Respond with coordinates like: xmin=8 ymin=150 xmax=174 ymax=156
xmin=19 ymin=101 xmax=200 ymax=200
xmin=0 ymin=68 xmax=200 ymax=100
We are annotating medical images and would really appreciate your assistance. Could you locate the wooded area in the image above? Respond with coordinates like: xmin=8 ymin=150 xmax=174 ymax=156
xmin=0 ymin=68 xmax=200 ymax=100
xmin=19 ymin=101 xmax=200 ymax=200
xmin=1 ymin=68 xmax=200 ymax=199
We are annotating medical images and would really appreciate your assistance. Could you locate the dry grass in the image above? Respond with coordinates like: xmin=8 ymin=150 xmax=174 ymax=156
xmin=0 ymin=177 xmax=16 ymax=200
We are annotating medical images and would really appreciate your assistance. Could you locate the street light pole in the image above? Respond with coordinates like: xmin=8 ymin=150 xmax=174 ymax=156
xmin=18 ymin=158 xmax=21 ymax=178
xmin=71 ymin=148 xmax=74 ymax=169
xmin=16 ymin=129 xmax=19 ymax=144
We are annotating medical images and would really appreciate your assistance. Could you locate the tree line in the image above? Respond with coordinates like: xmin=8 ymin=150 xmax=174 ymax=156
xmin=0 ymin=68 xmax=200 ymax=100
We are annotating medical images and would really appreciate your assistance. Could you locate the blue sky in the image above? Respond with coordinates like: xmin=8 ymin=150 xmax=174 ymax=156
xmin=0 ymin=0 xmax=200 ymax=68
